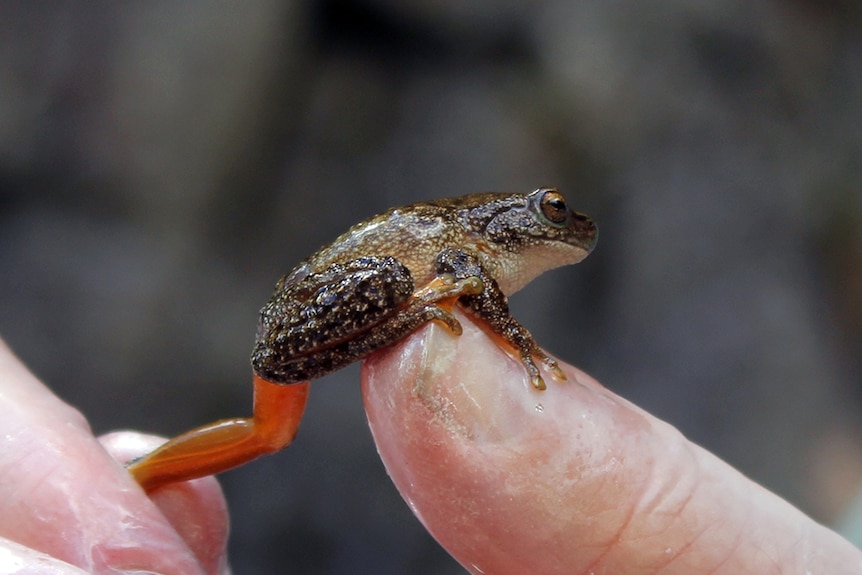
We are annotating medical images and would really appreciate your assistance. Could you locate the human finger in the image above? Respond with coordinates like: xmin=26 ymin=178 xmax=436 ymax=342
xmin=362 ymin=311 xmax=862 ymax=574
xmin=0 ymin=340 xmax=218 ymax=575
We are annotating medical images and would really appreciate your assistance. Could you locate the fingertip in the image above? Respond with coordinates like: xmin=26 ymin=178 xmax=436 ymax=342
xmin=100 ymin=431 xmax=230 ymax=575
xmin=99 ymin=430 xmax=169 ymax=465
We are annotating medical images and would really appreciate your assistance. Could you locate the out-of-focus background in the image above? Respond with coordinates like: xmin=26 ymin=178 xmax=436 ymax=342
xmin=2 ymin=2 xmax=861 ymax=573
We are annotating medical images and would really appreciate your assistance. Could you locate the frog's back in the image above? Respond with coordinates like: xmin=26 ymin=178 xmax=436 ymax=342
xmin=304 ymin=192 xmax=519 ymax=284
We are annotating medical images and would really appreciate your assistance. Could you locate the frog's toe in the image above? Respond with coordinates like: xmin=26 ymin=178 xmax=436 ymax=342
xmin=415 ymin=275 xmax=485 ymax=304
xmin=530 ymin=373 xmax=548 ymax=391
xmin=534 ymin=351 xmax=566 ymax=383
xmin=428 ymin=305 xmax=463 ymax=335
xmin=546 ymin=359 xmax=567 ymax=382
xmin=520 ymin=355 xmax=547 ymax=390
xmin=460 ymin=276 xmax=484 ymax=296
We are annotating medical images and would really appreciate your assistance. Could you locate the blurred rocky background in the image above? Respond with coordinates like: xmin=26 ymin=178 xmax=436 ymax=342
xmin=2 ymin=1 xmax=862 ymax=573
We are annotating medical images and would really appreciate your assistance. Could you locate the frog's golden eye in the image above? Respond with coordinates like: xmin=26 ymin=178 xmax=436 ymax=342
xmin=538 ymin=189 xmax=568 ymax=226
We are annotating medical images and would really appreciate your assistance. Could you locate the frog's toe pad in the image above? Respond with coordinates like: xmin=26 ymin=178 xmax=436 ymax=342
xmin=547 ymin=361 xmax=566 ymax=382
xmin=530 ymin=373 xmax=548 ymax=391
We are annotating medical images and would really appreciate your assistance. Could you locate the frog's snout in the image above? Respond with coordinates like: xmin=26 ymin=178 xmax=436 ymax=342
xmin=571 ymin=210 xmax=598 ymax=254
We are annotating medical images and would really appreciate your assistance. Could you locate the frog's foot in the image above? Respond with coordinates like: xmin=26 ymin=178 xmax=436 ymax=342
xmin=409 ymin=275 xmax=484 ymax=336
xmin=516 ymin=346 xmax=566 ymax=391
xmin=413 ymin=274 xmax=484 ymax=303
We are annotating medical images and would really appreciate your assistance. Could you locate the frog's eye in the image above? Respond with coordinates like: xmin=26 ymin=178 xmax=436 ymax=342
xmin=537 ymin=189 xmax=569 ymax=226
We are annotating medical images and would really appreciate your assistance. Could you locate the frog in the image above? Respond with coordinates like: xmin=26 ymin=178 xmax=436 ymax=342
xmin=127 ymin=187 xmax=598 ymax=491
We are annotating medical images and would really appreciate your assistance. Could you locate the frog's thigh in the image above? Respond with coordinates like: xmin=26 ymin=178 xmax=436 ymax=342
xmin=315 ymin=269 xmax=490 ymax=365
xmin=281 ymin=298 xmax=464 ymax=382
xmin=253 ymin=257 xmax=416 ymax=383
xmin=281 ymin=258 xmax=415 ymax=353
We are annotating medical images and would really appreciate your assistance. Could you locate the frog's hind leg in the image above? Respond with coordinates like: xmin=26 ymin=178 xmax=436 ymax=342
xmin=127 ymin=375 xmax=309 ymax=492
xmin=337 ymin=274 xmax=486 ymax=356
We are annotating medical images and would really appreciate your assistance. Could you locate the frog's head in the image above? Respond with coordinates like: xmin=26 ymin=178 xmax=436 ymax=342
xmin=478 ymin=187 xmax=598 ymax=294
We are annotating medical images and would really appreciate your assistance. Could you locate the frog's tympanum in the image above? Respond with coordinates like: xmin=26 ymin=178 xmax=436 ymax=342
xmin=128 ymin=187 xmax=597 ymax=491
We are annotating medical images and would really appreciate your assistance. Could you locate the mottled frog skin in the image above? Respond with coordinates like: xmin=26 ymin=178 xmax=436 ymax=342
xmin=127 ymin=186 xmax=598 ymax=492
xmin=252 ymin=187 xmax=597 ymax=390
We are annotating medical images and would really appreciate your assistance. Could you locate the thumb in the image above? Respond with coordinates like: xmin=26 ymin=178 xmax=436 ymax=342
xmin=362 ymin=311 xmax=862 ymax=575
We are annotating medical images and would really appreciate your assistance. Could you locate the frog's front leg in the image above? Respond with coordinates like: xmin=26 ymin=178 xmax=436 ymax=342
xmin=436 ymin=249 xmax=565 ymax=390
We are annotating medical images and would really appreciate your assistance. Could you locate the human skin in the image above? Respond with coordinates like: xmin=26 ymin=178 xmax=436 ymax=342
xmin=3 ymin=309 xmax=861 ymax=574
xmin=0 ymin=340 xmax=229 ymax=575
xmin=363 ymin=311 xmax=862 ymax=574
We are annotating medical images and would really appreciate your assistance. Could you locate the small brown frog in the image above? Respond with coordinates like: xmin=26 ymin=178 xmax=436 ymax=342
xmin=128 ymin=187 xmax=597 ymax=491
